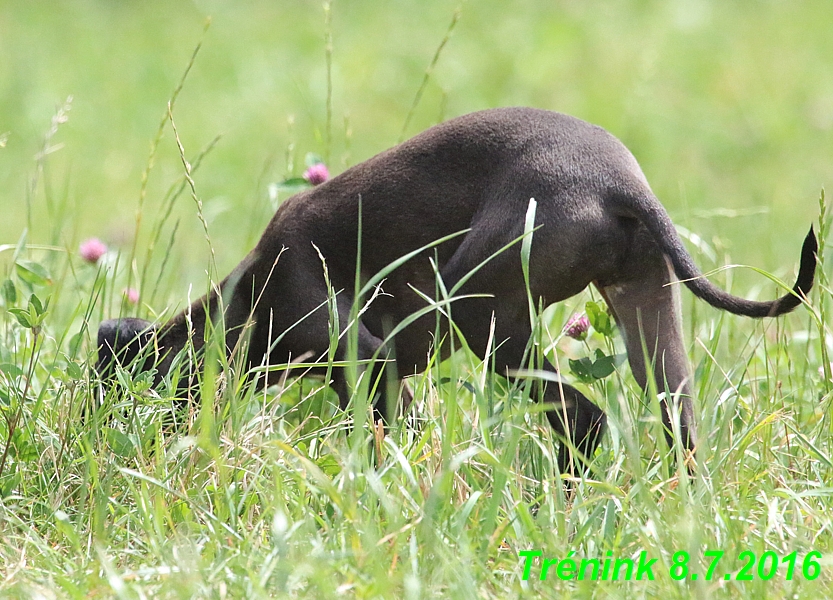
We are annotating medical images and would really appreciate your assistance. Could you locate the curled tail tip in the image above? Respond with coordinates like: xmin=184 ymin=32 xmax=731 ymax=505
xmin=797 ymin=225 xmax=818 ymax=294
xmin=804 ymin=225 xmax=818 ymax=253
xmin=770 ymin=225 xmax=818 ymax=316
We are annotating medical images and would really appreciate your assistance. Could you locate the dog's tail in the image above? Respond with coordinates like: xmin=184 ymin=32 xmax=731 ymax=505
xmin=615 ymin=190 xmax=817 ymax=318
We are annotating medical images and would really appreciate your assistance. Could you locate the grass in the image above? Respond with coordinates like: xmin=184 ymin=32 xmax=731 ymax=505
xmin=1 ymin=1 xmax=833 ymax=598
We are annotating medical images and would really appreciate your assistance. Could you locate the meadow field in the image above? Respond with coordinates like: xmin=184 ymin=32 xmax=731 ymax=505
xmin=1 ymin=1 xmax=832 ymax=597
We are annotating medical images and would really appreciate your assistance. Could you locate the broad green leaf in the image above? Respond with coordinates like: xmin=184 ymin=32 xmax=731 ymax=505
xmin=68 ymin=332 xmax=84 ymax=356
xmin=586 ymin=300 xmax=614 ymax=337
xmin=1 ymin=279 xmax=16 ymax=304
xmin=0 ymin=363 xmax=24 ymax=379
xmin=28 ymin=293 xmax=46 ymax=315
xmin=568 ymin=357 xmax=594 ymax=383
xmin=590 ymin=355 xmax=616 ymax=379
xmin=15 ymin=260 xmax=52 ymax=287
xmin=11 ymin=428 xmax=38 ymax=462
xmin=278 ymin=177 xmax=310 ymax=187
xmin=105 ymin=427 xmax=136 ymax=458
xmin=318 ymin=454 xmax=341 ymax=477
xmin=0 ymin=473 xmax=21 ymax=498
xmin=7 ymin=307 xmax=33 ymax=328
xmin=66 ymin=361 xmax=82 ymax=380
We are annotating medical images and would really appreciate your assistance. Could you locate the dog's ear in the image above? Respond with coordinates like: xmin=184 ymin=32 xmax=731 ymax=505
xmin=96 ymin=317 xmax=156 ymax=381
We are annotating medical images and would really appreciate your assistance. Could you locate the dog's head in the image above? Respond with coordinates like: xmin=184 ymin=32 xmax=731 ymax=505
xmin=95 ymin=317 xmax=157 ymax=382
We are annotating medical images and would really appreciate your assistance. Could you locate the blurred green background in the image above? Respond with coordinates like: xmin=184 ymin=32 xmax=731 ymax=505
xmin=1 ymin=0 xmax=830 ymax=301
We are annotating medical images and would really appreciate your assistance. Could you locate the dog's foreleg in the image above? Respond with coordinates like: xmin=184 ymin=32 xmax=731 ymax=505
xmin=602 ymin=256 xmax=696 ymax=455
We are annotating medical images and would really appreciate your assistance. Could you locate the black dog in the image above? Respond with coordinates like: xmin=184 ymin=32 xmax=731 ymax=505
xmin=97 ymin=107 xmax=816 ymax=472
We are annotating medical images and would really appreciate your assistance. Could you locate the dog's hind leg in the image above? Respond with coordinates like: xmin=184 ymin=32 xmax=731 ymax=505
xmin=443 ymin=295 xmax=607 ymax=475
xmin=491 ymin=315 xmax=606 ymax=475
xmin=439 ymin=216 xmax=608 ymax=474
xmin=600 ymin=241 xmax=697 ymax=454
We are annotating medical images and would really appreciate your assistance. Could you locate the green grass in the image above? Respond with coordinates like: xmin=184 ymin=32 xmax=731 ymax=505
xmin=1 ymin=1 xmax=833 ymax=597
